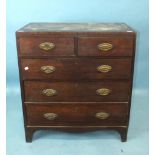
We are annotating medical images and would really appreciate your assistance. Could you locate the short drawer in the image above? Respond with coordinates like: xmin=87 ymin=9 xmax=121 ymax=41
xmin=78 ymin=36 xmax=134 ymax=56
xmin=21 ymin=58 xmax=132 ymax=80
xmin=26 ymin=103 xmax=128 ymax=126
xmin=18 ymin=37 xmax=74 ymax=56
xmin=24 ymin=81 xmax=130 ymax=102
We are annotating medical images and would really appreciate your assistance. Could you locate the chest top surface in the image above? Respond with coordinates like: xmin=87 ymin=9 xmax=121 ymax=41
xmin=17 ymin=23 xmax=135 ymax=32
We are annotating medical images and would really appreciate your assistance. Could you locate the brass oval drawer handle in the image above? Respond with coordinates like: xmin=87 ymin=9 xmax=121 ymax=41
xmin=39 ymin=42 xmax=55 ymax=51
xmin=40 ymin=66 xmax=56 ymax=74
xmin=43 ymin=113 xmax=58 ymax=120
xmin=42 ymin=89 xmax=57 ymax=96
xmin=97 ymin=43 xmax=113 ymax=51
xmin=97 ymin=65 xmax=112 ymax=73
xmin=96 ymin=88 xmax=111 ymax=96
xmin=95 ymin=112 xmax=110 ymax=120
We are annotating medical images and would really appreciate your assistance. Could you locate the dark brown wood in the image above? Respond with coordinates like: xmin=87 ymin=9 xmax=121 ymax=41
xmin=24 ymin=81 xmax=130 ymax=102
xmin=26 ymin=103 xmax=128 ymax=126
xmin=21 ymin=58 xmax=132 ymax=80
xmin=25 ymin=126 xmax=128 ymax=142
xmin=78 ymin=36 xmax=134 ymax=56
xmin=117 ymin=127 xmax=128 ymax=142
xmin=18 ymin=37 xmax=75 ymax=56
xmin=25 ymin=128 xmax=35 ymax=142
xmin=16 ymin=23 xmax=136 ymax=142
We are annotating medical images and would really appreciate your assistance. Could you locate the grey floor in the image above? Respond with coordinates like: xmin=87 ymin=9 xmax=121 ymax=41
xmin=6 ymin=87 xmax=148 ymax=155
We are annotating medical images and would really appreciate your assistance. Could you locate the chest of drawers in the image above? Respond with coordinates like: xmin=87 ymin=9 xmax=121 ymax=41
xmin=16 ymin=23 xmax=136 ymax=142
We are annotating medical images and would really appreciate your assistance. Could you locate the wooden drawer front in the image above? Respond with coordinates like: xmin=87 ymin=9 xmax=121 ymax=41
xmin=26 ymin=103 xmax=128 ymax=126
xmin=18 ymin=37 xmax=74 ymax=56
xmin=78 ymin=36 xmax=134 ymax=56
xmin=21 ymin=58 xmax=132 ymax=80
xmin=24 ymin=81 xmax=130 ymax=102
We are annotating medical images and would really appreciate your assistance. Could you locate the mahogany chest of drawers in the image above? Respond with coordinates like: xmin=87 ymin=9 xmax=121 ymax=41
xmin=16 ymin=23 xmax=136 ymax=142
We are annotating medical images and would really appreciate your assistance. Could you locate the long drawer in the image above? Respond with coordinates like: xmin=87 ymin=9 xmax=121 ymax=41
xmin=21 ymin=58 xmax=132 ymax=80
xmin=24 ymin=81 xmax=130 ymax=102
xmin=26 ymin=103 xmax=128 ymax=126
